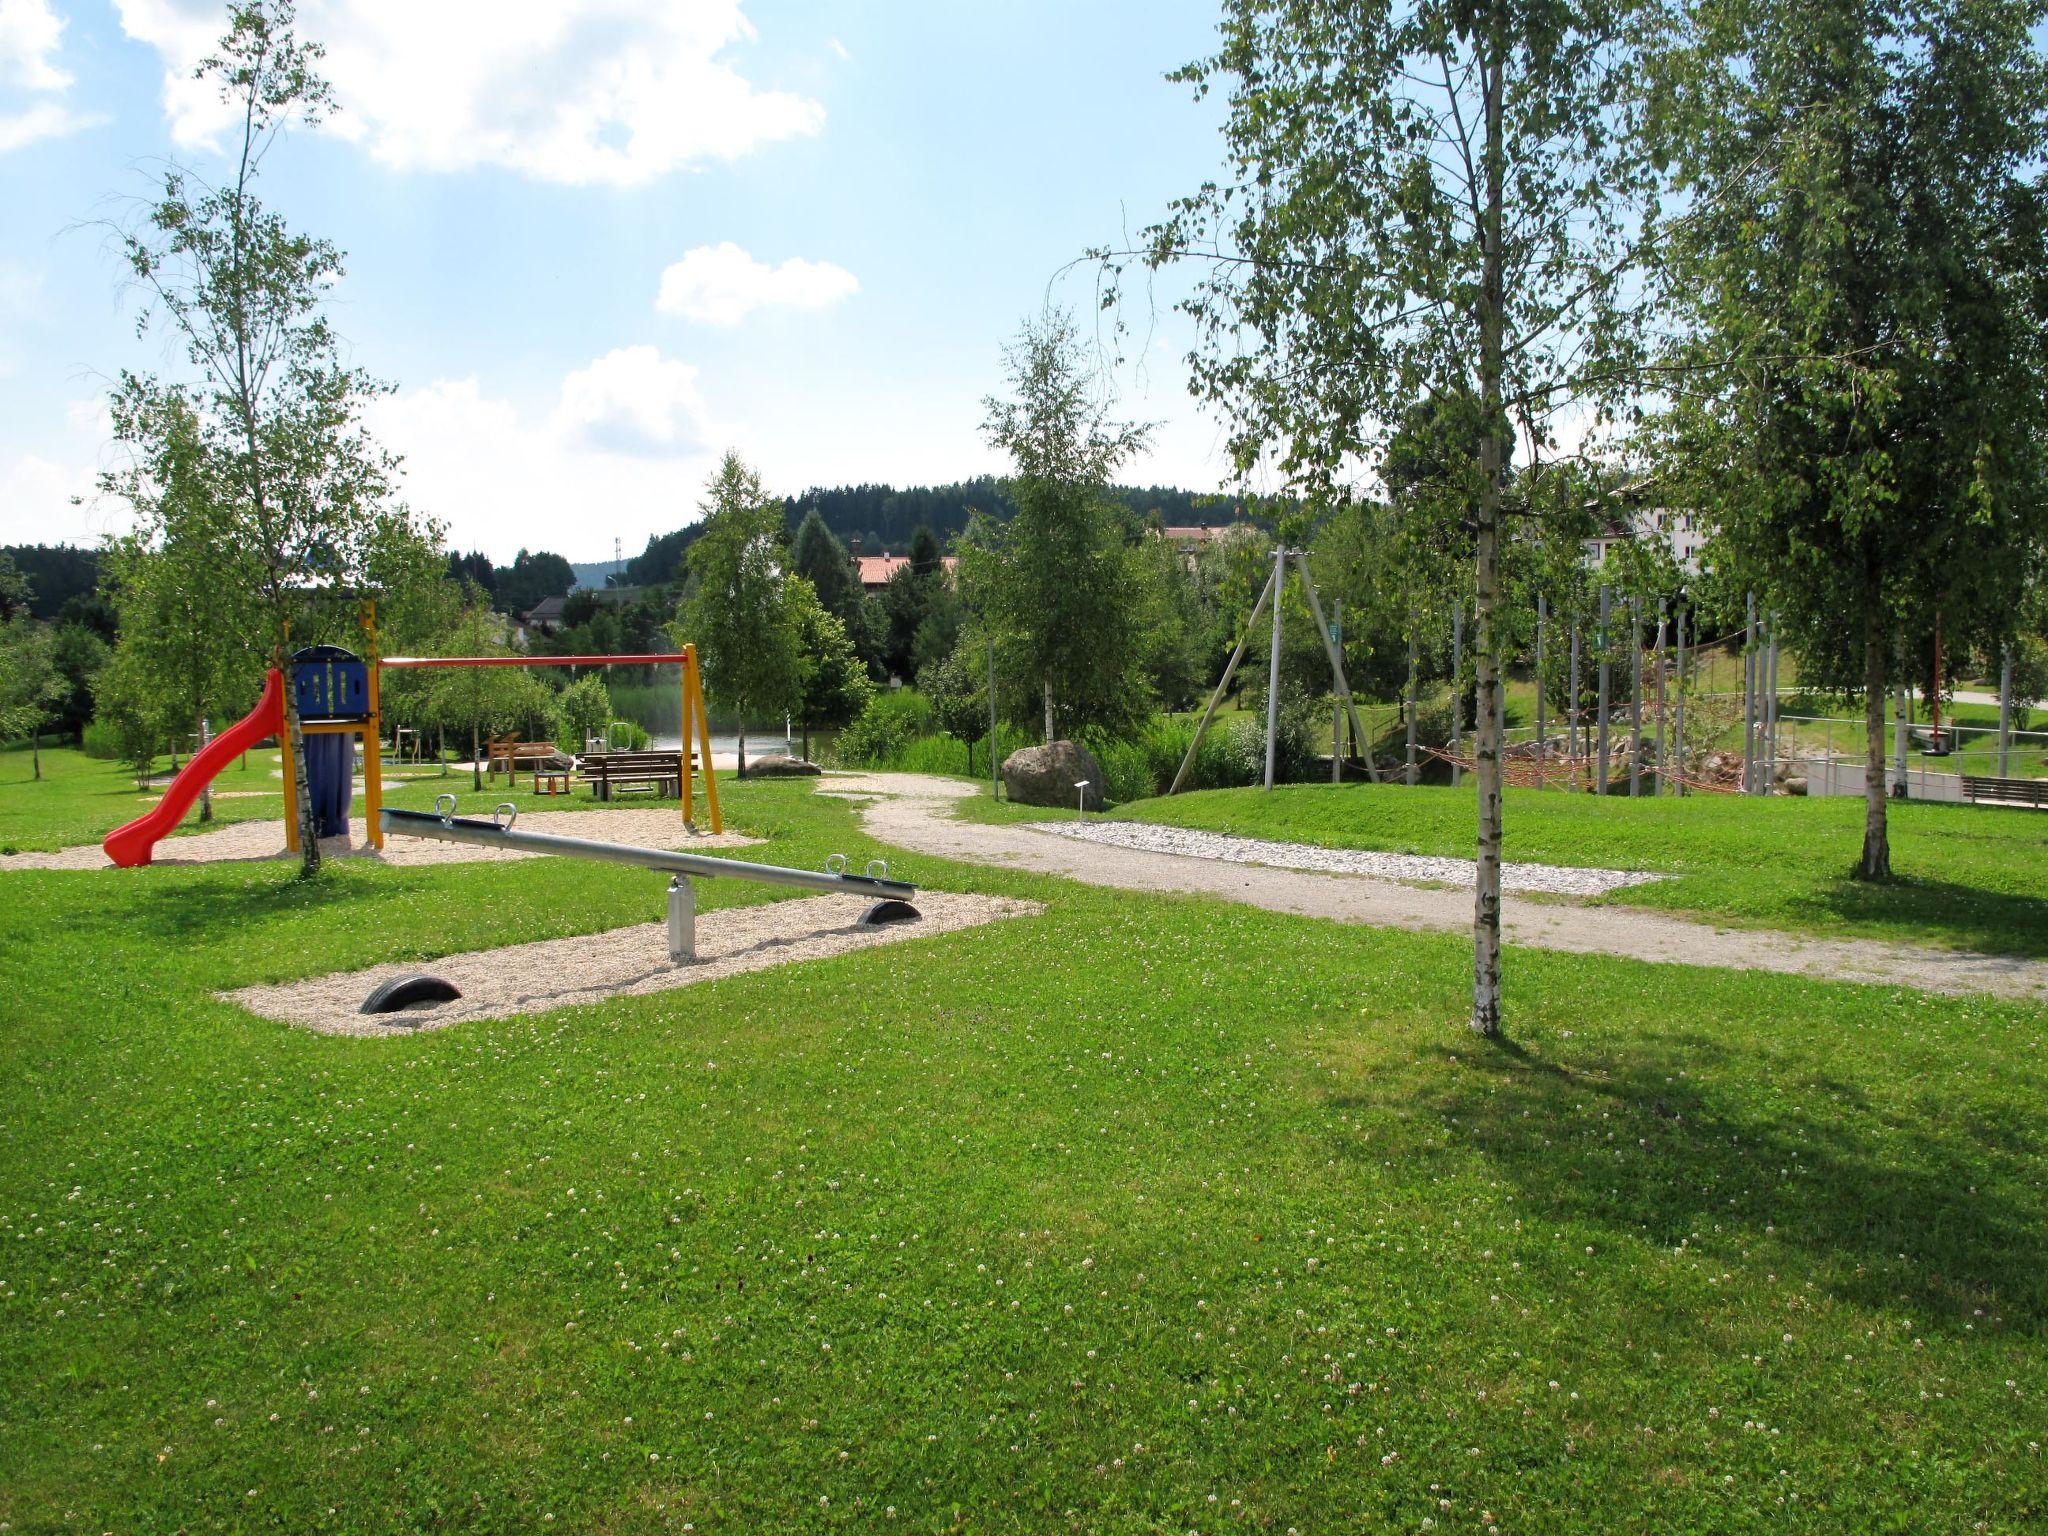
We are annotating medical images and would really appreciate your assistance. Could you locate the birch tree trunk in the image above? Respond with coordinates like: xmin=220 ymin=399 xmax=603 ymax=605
xmin=1043 ymin=681 xmax=1055 ymax=744
xmin=1469 ymin=44 xmax=1507 ymax=1038
xmin=286 ymin=690 xmax=320 ymax=874
xmin=197 ymin=712 xmax=213 ymax=822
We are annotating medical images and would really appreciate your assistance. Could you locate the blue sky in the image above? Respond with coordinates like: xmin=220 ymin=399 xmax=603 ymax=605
xmin=0 ymin=0 xmax=1237 ymax=562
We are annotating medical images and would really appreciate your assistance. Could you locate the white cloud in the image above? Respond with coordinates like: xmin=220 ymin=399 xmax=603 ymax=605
xmin=0 ymin=0 xmax=68 ymax=91
xmin=0 ymin=452 xmax=115 ymax=546
xmin=656 ymin=242 xmax=858 ymax=326
xmin=115 ymin=0 xmax=825 ymax=186
xmin=827 ymin=37 xmax=851 ymax=63
xmin=365 ymin=352 xmax=732 ymax=558
xmin=551 ymin=346 xmax=712 ymax=456
xmin=0 ymin=0 xmax=102 ymax=153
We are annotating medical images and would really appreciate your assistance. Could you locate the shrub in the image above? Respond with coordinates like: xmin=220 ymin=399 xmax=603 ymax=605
xmin=81 ymin=718 xmax=124 ymax=761
xmin=1084 ymin=733 xmax=1155 ymax=805
xmin=832 ymin=691 xmax=928 ymax=767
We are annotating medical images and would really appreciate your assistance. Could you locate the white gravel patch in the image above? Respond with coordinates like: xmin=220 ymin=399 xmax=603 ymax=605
xmin=1025 ymin=819 xmax=1665 ymax=896
xmin=0 ymin=808 xmax=754 ymax=872
xmin=226 ymin=891 xmax=1040 ymax=1035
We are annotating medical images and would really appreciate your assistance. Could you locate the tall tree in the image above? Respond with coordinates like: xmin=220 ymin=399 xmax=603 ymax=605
xmin=1655 ymin=0 xmax=2048 ymax=878
xmin=1132 ymin=1 xmax=1657 ymax=1034
xmin=0 ymin=612 xmax=66 ymax=779
xmin=975 ymin=311 xmax=1151 ymax=741
xmin=788 ymin=577 xmax=873 ymax=762
xmin=681 ymin=452 xmax=804 ymax=777
xmin=100 ymin=391 xmax=268 ymax=821
xmin=109 ymin=0 xmax=416 ymax=874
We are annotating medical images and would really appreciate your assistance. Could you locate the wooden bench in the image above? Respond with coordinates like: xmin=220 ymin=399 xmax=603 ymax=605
xmin=581 ymin=751 xmax=684 ymax=801
xmin=1961 ymin=774 xmax=2048 ymax=808
xmin=532 ymin=763 xmax=572 ymax=796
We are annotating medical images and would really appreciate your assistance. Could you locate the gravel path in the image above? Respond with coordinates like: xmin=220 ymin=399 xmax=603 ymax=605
xmin=0 ymin=808 xmax=753 ymax=872
xmin=818 ymin=773 xmax=2048 ymax=1002
xmin=227 ymin=891 xmax=1039 ymax=1035
xmin=1027 ymin=819 xmax=1663 ymax=895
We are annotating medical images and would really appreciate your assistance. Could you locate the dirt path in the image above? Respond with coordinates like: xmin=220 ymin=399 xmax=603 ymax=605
xmin=821 ymin=773 xmax=2048 ymax=1002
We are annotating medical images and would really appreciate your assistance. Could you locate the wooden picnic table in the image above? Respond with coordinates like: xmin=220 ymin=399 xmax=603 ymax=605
xmin=580 ymin=750 xmax=685 ymax=800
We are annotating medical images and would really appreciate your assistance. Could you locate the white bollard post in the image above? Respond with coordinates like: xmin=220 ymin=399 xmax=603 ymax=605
xmin=1075 ymin=780 xmax=1090 ymax=822
xmin=667 ymin=875 xmax=696 ymax=964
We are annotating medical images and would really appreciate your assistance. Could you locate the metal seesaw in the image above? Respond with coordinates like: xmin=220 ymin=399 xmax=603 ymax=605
xmin=379 ymin=797 xmax=920 ymax=966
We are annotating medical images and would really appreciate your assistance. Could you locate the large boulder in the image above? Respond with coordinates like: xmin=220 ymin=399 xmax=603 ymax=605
xmin=746 ymin=753 xmax=822 ymax=778
xmin=1003 ymin=740 xmax=1105 ymax=810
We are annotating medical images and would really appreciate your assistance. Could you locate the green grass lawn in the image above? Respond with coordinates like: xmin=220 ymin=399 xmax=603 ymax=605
xmin=0 ymin=779 xmax=2045 ymax=1531
xmin=1117 ymin=780 xmax=2048 ymax=958
xmin=0 ymin=745 xmax=671 ymax=855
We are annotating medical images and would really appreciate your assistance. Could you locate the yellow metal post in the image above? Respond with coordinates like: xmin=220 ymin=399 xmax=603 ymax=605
xmin=687 ymin=645 xmax=723 ymax=834
xmin=361 ymin=604 xmax=383 ymax=849
xmin=680 ymin=648 xmax=693 ymax=827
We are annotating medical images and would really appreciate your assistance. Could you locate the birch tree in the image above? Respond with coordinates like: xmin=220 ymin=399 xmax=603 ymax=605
xmin=1128 ymin=0 xmax=1659 ymax=1034
xmin=975 ymin=312 xmax=1151 ymax=742
xmin=1653 ymin=0 xmax=2048 ymax=879
xmin=109 ymin=0 xmax=410 ymax=874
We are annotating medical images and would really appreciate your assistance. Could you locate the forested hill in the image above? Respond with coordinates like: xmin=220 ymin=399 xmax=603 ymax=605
xmin=622 ymin=477 xmax=1247 ymax=587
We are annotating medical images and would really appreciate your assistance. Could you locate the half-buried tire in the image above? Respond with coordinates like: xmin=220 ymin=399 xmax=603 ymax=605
xmin=360 ymin=973 xmax=463 ymax=1018
xmin=858 ymin=899 xmax=921 ymax=927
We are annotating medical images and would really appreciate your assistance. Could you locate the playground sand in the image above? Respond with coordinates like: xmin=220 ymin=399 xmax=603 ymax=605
xmin=0 ymin=809 xmax=755 ymax=871
xmin=226 ymin=891 xmax=1041 ymax=1035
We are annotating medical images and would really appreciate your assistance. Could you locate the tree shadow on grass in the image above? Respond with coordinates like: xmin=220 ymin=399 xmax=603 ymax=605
xmin=1337 ymin=1032 xmax=2048 ymax=1335
xmin=1781 ymin=870 xmax=2048 ymax=960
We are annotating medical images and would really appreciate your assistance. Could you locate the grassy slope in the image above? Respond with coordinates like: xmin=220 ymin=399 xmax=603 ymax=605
xmin=1117 ymin=781 xmax=2048 ymax=958
xmin=1 ymin=779 xmax=2045 ymax=1532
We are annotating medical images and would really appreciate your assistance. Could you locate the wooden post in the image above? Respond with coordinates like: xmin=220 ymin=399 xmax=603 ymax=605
xmin=1262 ymin=546 xmax=1286 ymax=791
xmin=1743 ymin=591 xmax=1758 ymax=794
xmin=1535 ymin=592 xmax=1548 ymax=789
xmin=1451 ymin=599 xmax=1464 ymax=789
xmin=1674 ymin=604 xmax=1687 ymax=797
xmin=1405 ymin=611 xmax=1420 ymax=787
xmin=1629 ymin=595 xmax=1643 ymax=798
xmin=1653 ymin=599 xmax=1667 ymax=797
xmin=1596 ymin=584 xmax=1611 ymax=795
xmin=1569 ymin=620 xmax=1582 ymax=761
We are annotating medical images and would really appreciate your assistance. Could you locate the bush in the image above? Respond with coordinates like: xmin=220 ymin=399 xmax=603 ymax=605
xmin=831 ymin=691 xmax=930 ymax=767
xmin=81 ymin=718 xmax=124 ymax=761
xmin=1081 ymin=732 xmax=1155 ymax=804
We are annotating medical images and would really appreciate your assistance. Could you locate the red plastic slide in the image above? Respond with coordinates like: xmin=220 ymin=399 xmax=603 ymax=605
xmin=102 ymin=668 xmax=286 ymax=868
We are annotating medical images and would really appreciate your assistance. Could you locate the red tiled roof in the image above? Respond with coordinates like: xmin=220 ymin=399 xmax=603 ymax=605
xmin=856 ymin=553 xmax=957 ymax=587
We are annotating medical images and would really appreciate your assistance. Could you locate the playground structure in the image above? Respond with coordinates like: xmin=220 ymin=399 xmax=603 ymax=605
xmin=1172 ymin=546 xmax=1376 ymax=794
xmin=101 ymin=613 xmax=723 ymax=867
xmin=377 ymin=797 xmax=919 ymax=970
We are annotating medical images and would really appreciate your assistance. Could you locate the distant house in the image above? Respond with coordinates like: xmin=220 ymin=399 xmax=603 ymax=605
xmin=519 ymin=585 xmax=647 ymax=640
xmin=1151 ymin=520 xmax=1257 ymax=569
xmin=853 ymin=551 xmax=957 ymax=593
xmin=1581 ymin=486 xmax=1709 ymax=575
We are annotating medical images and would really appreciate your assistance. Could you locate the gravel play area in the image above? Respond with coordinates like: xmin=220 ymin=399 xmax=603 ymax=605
xmin=226 ymin=891 xmax=1041 ymax=1035
xmin=0 ymin=808 xmax=754 ymax=872
xmin=1025 ymin=819 xmax=1665 ymax=895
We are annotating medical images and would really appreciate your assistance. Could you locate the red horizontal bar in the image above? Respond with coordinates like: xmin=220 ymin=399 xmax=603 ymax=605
xmin=380 ymin=653 xmax=684 ymax=670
